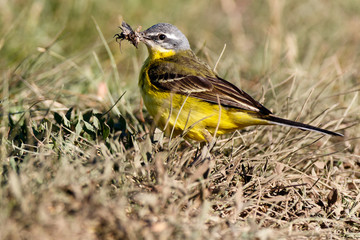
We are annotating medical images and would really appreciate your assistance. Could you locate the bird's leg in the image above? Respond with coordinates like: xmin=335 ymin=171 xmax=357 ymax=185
xmin=203 ymin=130 xmax=214 ymax=144
xmin=190 ymin=130 xmax=215 ymax=167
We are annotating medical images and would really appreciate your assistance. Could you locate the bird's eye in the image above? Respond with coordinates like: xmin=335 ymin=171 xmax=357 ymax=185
xmin=158 ymin=34 xmax=166 ymax=40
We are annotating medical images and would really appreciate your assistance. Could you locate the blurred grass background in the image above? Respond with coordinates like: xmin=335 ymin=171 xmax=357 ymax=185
xmin=2 ymin=0 xmax=359 ymax=116
xmin=1 ymin=0 xmax=360 ymax=239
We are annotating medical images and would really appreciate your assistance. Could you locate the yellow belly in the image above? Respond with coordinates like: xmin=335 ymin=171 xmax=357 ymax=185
xmin=140 ymin=84 xmax=269 ymax=141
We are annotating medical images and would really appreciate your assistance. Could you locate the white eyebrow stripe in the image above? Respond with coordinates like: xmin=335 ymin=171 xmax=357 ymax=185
xmin=164 ymin=33 xmax=180 ymax=40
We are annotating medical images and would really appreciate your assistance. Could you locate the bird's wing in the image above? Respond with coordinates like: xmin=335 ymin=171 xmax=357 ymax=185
xmin=147 ymin=56 xmax=272 ymax=115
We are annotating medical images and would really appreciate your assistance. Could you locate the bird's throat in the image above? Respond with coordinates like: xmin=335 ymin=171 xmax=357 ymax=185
xmin=147 ymin=45 xmax=176 ymax=60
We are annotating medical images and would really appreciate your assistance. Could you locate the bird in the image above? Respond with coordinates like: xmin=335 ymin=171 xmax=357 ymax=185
xmin=136 ymin=23 xmax=343 ymax=142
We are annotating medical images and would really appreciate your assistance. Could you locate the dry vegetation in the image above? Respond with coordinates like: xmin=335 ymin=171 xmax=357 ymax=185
xmin=1 ymin=0 xmax=360 ymax=239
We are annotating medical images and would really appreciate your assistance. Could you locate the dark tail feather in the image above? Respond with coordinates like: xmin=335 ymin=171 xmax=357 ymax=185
xmin=264 ymin=115 xmax=343 ymax=137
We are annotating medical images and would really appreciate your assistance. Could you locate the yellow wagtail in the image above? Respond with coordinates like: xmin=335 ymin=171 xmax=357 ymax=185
xmin=125 ymin=23 xmax=343 ymax=141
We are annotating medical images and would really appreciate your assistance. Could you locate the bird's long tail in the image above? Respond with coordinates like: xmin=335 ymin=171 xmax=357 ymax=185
xmin=264 ymin=115 xmax=343 ymax=137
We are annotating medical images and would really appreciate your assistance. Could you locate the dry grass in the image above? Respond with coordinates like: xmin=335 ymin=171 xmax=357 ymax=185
xmin=1 ymin=0 xmax=360 ymax=239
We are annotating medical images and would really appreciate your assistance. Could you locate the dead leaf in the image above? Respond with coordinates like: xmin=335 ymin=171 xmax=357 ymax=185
xmin=327 ymin=188 xmax=339 ymax=208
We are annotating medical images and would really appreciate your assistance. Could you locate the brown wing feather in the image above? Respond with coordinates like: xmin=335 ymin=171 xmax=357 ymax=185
xmin=201 ymin=76 xmax=272 ymax=114
xmin=147 ymin=52 xmax=272 ymax=115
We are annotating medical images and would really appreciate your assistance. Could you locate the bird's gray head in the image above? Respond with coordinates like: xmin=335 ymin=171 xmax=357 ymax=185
xmin=140 ymin=23 xmax=190 ymax=52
